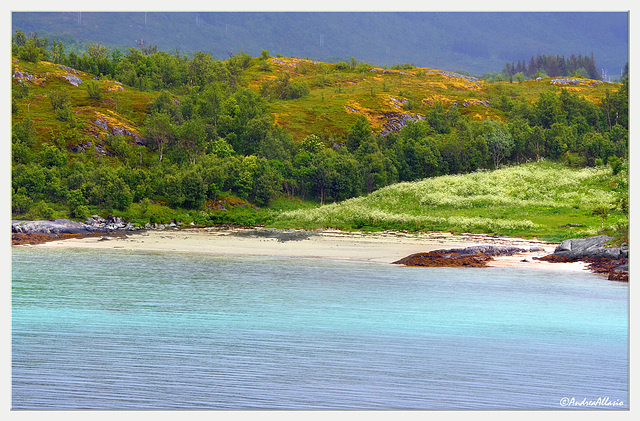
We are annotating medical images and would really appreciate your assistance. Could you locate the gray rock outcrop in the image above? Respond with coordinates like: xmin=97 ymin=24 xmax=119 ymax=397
xmin=553 ymin=235 xmax=628 ymax=260
xmin=12 ymin=216 xmax=139 ymax=235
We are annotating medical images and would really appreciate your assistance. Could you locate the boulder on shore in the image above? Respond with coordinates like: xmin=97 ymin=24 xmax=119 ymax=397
xmin=536 ymin=235 xmax=628 ymax=282
xmin=393 ymin=245 xmax=529 ymax=268
xmin=12 ymin=218 xmax=96 ymax=235
xmin=553 ymin=235 xmax=628 ymax=260
xmin=12 ymin=216 xmax=138 ymax=235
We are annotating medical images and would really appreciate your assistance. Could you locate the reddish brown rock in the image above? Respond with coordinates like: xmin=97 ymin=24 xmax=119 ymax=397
xmin=393 ymin=245 xmax=527 ymax=268
xmin=393 ymin=251 xmax=492 ymax=268
xmin=534 ymin=254 xmax=628 ymax=282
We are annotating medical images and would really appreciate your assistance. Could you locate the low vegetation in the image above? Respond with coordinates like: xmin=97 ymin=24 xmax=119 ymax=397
xmin=274 ymin=161 xmax=628 ymax=242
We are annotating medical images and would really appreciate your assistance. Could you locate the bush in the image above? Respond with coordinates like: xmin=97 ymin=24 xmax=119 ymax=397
xmin=49 ymin=90 xmax=69 ymax=111
xmin=334 ymin=61 xmax=349 ymax=70
xmin=164 ymin=174 xmax=184 ymax=208
xmin=86 ymin=80 xmax=102 ymax=101
xmin=181 ymin=170 xmax=206 ymax=210
xmin=55 ymin=105 xmax=75 ymax=124
xmin=32 ymin=200 xmax=55 ymax=219
xmin=608 ymin=155 xmax=623 ymax=175
xmin=40 ymin=145 xmax=67 ymax=167
xmin=12 ymin=193 xmax=32 ymax=214
xmin=66 ymin=189 xmax=89 ymax=218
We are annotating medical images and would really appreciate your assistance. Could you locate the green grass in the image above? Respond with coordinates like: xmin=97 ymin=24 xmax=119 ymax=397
xmin=273 ymin=161 xmax=628 ymax=242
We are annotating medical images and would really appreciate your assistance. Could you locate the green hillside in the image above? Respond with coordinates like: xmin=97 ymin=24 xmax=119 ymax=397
xmin=274 ymin=161 xmax=629 ymax=242
xmin=11 ymin=52 xmax=616 ymax=150
xmin=11 ymin=34 xmax=629 ymax=242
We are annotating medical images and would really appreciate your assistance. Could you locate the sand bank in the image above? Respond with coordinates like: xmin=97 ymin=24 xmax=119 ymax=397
xmin=29 ymin=227 xmax=590 ymax=272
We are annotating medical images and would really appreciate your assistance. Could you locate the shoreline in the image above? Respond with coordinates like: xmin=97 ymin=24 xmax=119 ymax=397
xmin=19 ymin=227 xmax=592 ymax=273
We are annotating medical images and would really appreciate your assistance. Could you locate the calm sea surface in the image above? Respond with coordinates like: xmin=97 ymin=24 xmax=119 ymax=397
xmin=12 ymin=247 xmax=629 ymax=410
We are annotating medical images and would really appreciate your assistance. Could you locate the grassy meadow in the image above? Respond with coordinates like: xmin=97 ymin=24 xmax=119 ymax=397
xmin=273 ymin=161 xmax=628 ymax=242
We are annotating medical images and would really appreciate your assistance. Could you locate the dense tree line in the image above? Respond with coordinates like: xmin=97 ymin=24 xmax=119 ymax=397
xmin=502 ymin=53 xmax=601 ymax=80
xmin=11 ymin=31 xmax=629 ymax=221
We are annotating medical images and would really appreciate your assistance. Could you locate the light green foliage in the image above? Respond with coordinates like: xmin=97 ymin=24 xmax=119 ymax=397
xmin=277 ymin=161 xmax=627 ymax=239
xmin=592 ymin=203 xmax=612 ymax=230
xmin=85 ymin=80 xmax=102 ymax=101
xmin=301 ymin=134 xmax=324 ymax=154
xmin=483 ymin=120 xmax=514 ymax=168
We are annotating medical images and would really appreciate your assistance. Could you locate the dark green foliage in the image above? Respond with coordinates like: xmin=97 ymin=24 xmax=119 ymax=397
xmin=49 ymin=90 xmax=69 ymax=111
xmin=13 ymin=164 xmax=46 ymax=199
xmin=181 ymin=170 xmax=207 ymax=209
xmin=40 ymin=145 xmax=67 ymax=168
xmin=32 ymin=200 xmax=55 ymax=219
xmin=87 ymin=167 xmax=133 ymax=211
xmin=12 ymin=192 xmax=33 ymax=215
xmin=66 ymin=189 xmax=89 ymax=219
xmin=12 ymin=116 xmax=37 ymax=147
xmin=346 ymin=115 xmax=373 ymax=153
xmin=608 ymin=155 xmax=623 ymax=175
xmin=426 ymin=102 xmax=450 ymax=134
xmin=484 ymin=120 xmax=514 ymax=169
xmin=580 ymin=132 xmax=615 ymax=166
xmin=503 ymin=53 xmax=601 ymax=79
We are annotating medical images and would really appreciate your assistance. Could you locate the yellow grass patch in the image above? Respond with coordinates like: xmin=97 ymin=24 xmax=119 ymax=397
xmin=84 ymin=109 xmax=143 ymax=140
xmin=422 ymin=95 xmax=455 ymax=107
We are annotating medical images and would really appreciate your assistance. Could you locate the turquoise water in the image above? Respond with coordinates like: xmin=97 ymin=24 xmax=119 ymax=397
xmin=12 ymin=247 xmax=629 ymax=409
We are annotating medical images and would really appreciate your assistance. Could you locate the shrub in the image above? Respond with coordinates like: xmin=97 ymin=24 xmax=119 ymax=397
xmin=334 ymin=61 xmax=349 ymax=70
xmin=40 ymin=145 xmax=67 ymax=167
xmin=12 ymin=193 xmax=32 ymax=214
xmin=181 ymin=170 xmax=206 ymax=210
xmin=49 ymin=90 xmax=69 ymax=111
xmin=66 ymin=189 xmax=89 ymax=218
xmin=608 ymin=155 xmax=623 ymax=175
xmin=32 ymin=200 xmax=54 ymax=219
xmin=86 ymin=80 xmax=102 ymax=101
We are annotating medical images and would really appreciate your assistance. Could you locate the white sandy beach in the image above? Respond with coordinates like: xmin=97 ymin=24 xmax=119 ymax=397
xmin=31 ymin=227 xmax=591 ymax=273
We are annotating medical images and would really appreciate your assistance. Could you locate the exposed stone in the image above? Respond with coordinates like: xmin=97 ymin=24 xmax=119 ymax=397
xmin=553 ymin=235 xmax=619 ymax=259
xmin=12 ymin=219 xmax=91 ymax=235
xmin=393 ymin=245 xmax=529 ymax=268
xmin=61 ymin=74 xmax=83 ymax=87
xmin=535 ymin=235 xmax=628 ymax=282
xmin=462 ymin=99 xmax=490 ymax=107
xmin=57 ymin=64 xmax=79 ymax=75
xmin=380 ymin=112 xmax=426 ymax=136
xmin=13 ymin=70 xmax=37 ymax=82
xmin=550 ymin=78 xmax=603 ymax=87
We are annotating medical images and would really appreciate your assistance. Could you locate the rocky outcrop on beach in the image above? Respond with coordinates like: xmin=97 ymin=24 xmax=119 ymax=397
xmin=552 ymin=235 xmax=628 ymax=260
xmin=11 ymin=216 xmax=141 ymax=245
xmin=393 ymin=235 xmax=628 ymax=282
xmin=534 ymin=235 xmax=628 ymax=282
xmin=393 ymin=245 xmax=533 ymax=268
xmin=12 ymin=216 xmax=138 ymax=235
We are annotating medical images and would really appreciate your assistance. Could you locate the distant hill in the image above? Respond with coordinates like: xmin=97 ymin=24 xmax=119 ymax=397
xmin=11 ymin=11 xmax=629 ymax=78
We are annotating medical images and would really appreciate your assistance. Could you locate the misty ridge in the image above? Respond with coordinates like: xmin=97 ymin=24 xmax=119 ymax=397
xmin=12 ymin=11 xmax=629 ymax=79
